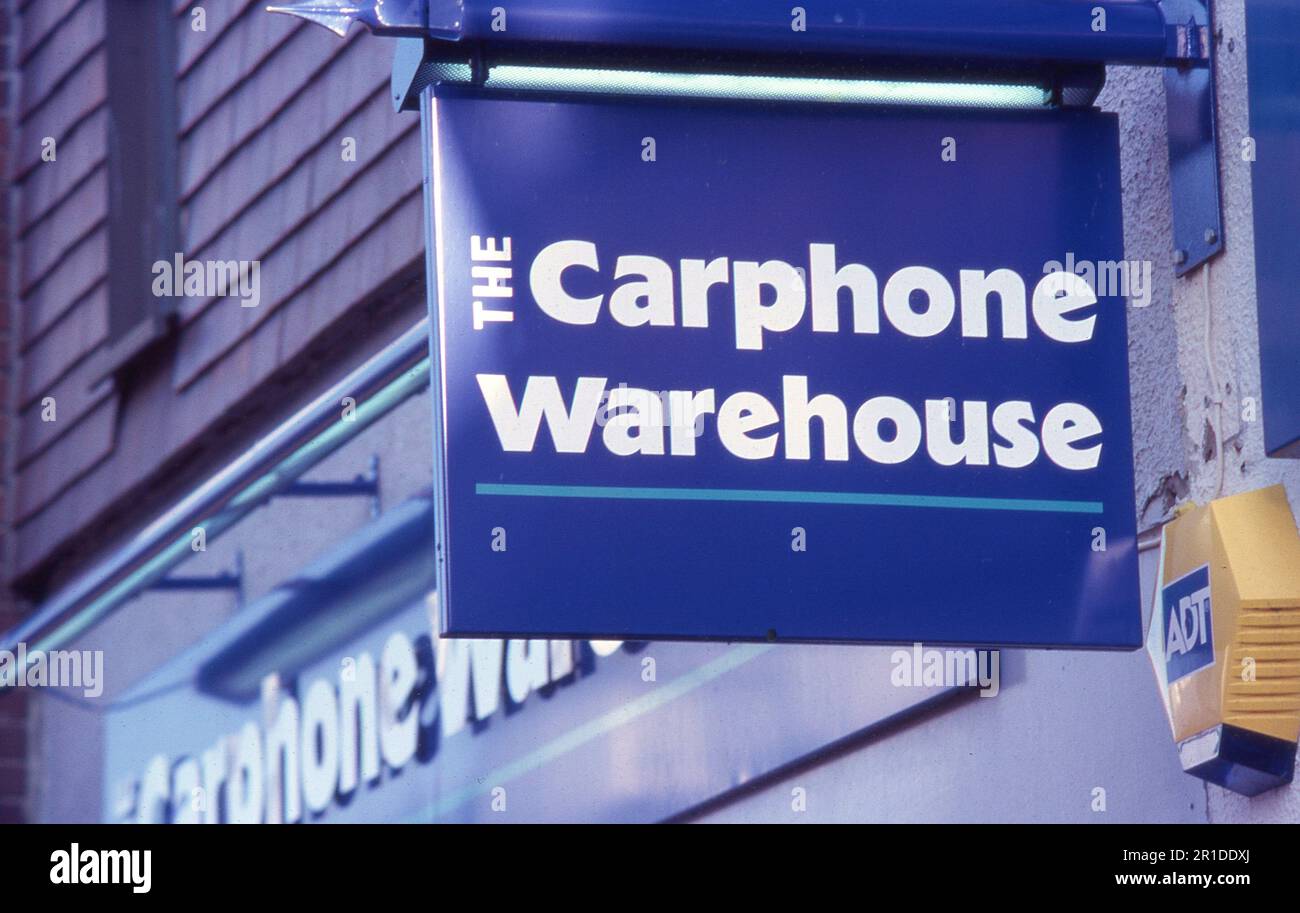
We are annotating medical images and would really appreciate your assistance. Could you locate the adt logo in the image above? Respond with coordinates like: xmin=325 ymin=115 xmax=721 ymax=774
xmin=1163 ymin=565 xmax=1214 ymax=683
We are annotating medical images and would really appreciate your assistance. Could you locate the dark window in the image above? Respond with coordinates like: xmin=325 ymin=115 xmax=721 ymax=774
xmin=102 ymin=0 xmax=178 ymax=369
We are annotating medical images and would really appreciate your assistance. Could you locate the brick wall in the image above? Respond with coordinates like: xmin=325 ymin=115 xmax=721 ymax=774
xmin=0 ymin=0 xmax=28 ymax=824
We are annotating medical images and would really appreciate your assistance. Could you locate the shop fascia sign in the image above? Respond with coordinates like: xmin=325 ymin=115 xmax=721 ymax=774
xmin=121 ymin=623 xmax=620 ymax=824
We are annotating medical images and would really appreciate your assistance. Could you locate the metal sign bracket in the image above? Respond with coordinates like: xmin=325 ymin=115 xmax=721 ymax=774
xmin=1160 ymin=0 xmax=1224 ymax=276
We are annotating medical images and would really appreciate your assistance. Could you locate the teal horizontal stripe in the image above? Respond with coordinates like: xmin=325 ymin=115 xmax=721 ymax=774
xmin=476 ymin=483 xmax=1103 ymax=515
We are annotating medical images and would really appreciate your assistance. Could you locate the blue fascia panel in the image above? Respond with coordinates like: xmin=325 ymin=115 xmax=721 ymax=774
xmin=1246 ymin=0 xmax=1300 ymax=458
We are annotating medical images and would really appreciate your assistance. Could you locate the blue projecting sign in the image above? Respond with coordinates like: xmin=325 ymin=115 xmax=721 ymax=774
xmin=425 ymin=86 xmax=1140 ymax=647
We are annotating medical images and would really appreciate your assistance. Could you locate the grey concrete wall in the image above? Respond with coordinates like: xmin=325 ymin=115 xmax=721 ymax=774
xmin=1110 ymin=0 xmax=1300 ymax=824
xmin=1185 ymin=0 xmax=1300 ymax=825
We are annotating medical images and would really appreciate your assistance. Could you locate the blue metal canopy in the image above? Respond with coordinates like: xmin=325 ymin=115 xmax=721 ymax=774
xmin=269 ymin=0 xmax=1204 ymax=67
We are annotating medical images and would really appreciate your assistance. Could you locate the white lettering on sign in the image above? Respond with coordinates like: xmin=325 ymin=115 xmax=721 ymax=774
xmin=474 ymin=373 xmax=1102 ymax=471
xmin=468 ymin=237 xmax=1110 ymax=471
xmin=528 ymin=241 xmax=1098 ymax=350
xmin=472 ymin=235 xmax=515 ymax=329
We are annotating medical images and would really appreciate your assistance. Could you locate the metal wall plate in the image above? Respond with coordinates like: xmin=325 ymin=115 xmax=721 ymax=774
xmin=1161 ymin=0 xmax=1224 ymax=277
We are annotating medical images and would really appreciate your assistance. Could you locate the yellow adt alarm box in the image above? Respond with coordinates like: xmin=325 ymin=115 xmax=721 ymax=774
xmin=1147 ymin=485 xmax=1300 ymax=796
